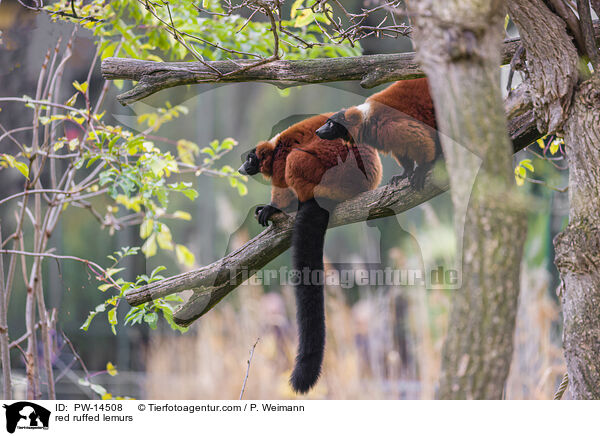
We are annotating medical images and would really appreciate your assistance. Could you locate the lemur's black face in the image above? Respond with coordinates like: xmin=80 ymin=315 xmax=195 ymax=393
xmin=238 ymin=149 xmax=260 ymax=175
xmin=315 ymin=111 xmax=350 ymax=141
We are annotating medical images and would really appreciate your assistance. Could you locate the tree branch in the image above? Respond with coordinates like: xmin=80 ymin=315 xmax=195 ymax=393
xmin=102 ymin=19 xmax=600 ymax=106
xmin=102 ymin=36 xmax=523 ymax=105
xmin=576 ymin=0 xmax=600 ymax=70
xmin=125 ymin=91 xmax=539 ymax=327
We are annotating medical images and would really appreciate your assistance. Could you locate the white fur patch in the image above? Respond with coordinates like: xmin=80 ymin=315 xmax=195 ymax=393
xmin=356 ymin=102 xmax=372 ymax=118
xmin=269 ymin=133 xmax=280 ymax=144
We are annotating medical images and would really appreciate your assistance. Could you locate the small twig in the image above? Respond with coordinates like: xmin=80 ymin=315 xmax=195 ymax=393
xmin=8 ymin=321 xmax=41 ymax=349
xmin=239 ymin=338 xmax=260 ymax=400
xmin=0 ymin=189 xmax=79 ymax=207
xmin=507 ymin=44 xmax=525 ymax=92
xmin=0 ymin=249 xmax=119 ymax=287
xmin=0 ymin=221 xmax=12 ymax=399
xmin=525 ymin=177 xmax=568 ymax=192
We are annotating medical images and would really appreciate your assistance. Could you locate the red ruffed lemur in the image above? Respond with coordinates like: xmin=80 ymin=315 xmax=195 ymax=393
xmin=315 ymin=78 xmax=441 ymax=190
xmin=239 ymin=114 xmax=382 ymax=394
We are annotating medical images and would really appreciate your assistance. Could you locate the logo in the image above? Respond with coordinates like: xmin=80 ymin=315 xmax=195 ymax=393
xmin=3 ymin=402 xmax=50 ymax=433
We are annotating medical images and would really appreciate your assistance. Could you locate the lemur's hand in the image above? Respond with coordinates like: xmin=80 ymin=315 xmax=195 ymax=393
xmin=255 ymin=204 xmax=280 ymax=227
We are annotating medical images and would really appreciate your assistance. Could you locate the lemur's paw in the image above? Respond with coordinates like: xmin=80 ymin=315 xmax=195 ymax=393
xmin=409 ymin=170 xmax=427 ymax=191
xmin=389 ymin=173 xmax=409 ymax=186
xmin=255 ymin=204 xmax=280 ymax=226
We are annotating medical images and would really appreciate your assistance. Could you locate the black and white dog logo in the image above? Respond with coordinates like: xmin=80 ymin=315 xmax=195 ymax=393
xmin=3 ymin=402 xmax=51 ymax=433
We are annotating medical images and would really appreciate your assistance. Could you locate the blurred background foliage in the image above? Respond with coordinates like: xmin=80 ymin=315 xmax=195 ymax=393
xmin=0 ymin=0 xmax=568 ymax=399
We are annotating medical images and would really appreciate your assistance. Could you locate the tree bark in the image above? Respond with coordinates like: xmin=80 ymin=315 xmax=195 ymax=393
xmin=101 ymin=34 xmax=526 ymax=105
xmin=554 ymin=77 xmax=600 ymax=399
xmin=507 ymin=0 xmax=579 ymax=134
xmin=100 ymin=22 xmax=600 ymax=105
xmin=408 ymin=0 xmax=528 ymax=399
xmin=509 ymin=0 xmax=600 ymax=399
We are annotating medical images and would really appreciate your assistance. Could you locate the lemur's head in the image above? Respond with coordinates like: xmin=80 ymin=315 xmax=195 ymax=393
xmin=315 ymin=107 xmax=364 ymax=142
xmin=238 ymin=141 xmax=275 ymax=177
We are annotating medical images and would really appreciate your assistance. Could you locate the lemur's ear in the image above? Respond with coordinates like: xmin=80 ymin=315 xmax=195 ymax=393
xmin=344 ymin=107 xmax=363 ymax=125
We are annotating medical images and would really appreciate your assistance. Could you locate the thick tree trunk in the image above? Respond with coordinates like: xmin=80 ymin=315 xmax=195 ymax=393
xmin=409 ymin=0 xmax=527 ymax=399
xmin=508 ymin=0 xmax=600 ymax=399
xmin=554 ymin=77 xmax=600 ymax=399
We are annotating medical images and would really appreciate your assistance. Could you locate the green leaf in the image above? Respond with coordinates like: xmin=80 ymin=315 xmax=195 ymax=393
xmin=172 ymin=210 xmax=192 ymax=221
xmin=142 ymin=233 xmax=157 ymax=258
xmin=108 ymin=307 xmax=118 ymax=335
xmin=13 ymin=162 xmax=30 ymax=179
xmin=180 ymin=188 xmax=198 ymax=201
xmin=144 ymin=312 xmax=158 ymax=329
xmin=106 ymin=362 xmax=118 ymax=376
xmin=177 ymin=139 xmax=199 ymax=165
xmin=200 ymin=147 xmax=215 ymax=157
xmin=80 ymin=312 xmax=97 ymax=331
xmin=150 ymin=266 xmax=166 ymax=279
xmin=90 ymin=383 xmax=107 ymax=396
xmin=291 ymin=0 xmax=304 ymax=18
xmin=98 ymin=283 xmax=114 ymax=292
xmin=105 ymin=267 xmax=125 ymax=278
xmin=149 ymin=158 xmax=168 ymax=177
xmin=65 ymin=92 xmax=78 ymax=107
xmin=157 ymin=225 xmax=174 ymax=250
xmin=175 ymin=244 xmax=195 ymax=266
xmin=140 ymin=219 xmax=154 ymax=239
xmin=520 ymin=159 xmax=534 ymax=172
xmin=220 ymin=137 xmax=238 ymax=150
xmin=237 ymin=183 xmax=248 ymax=196
xmin=72 ymin=80 xmax=89 ymax=94
xmin=537 ymin=138 xmax=546 ymax=149
xmin=295 ymin=9 xmax=315 ymax=27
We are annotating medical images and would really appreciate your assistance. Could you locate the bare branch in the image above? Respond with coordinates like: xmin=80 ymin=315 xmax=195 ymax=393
xmin=0 ymin=221 xmax=12 ymax=399
xmin=576 ymin=0 xmax=600 ymax=70
xmin=546 ymin=0 xmax=587 ymax=54
xmin=0 ymin=189 xmax=81 ymax=207
xmin=239 ymin=338 xmax=260 ymax=400
xmin=102 ymin=33 xmax=525 ymax=105
xmin=101 ymin=20 xmax=600 ymax=105
xmin=593 ymin=0 xmax=600 ymax=17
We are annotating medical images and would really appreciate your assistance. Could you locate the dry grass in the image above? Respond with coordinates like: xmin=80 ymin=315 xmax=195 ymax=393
xmin=145 ymin=195 xmax=564 ymax=399
xmin=145 ymin=262 xmax=563 ymax=400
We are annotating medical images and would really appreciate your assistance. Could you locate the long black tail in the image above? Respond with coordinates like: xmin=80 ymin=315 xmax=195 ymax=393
xmin=290 ymin=198 xmax=330 ymax=394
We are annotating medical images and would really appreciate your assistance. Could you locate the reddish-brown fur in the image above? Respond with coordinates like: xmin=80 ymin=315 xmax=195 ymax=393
xmin=367 ymin=78 xmax=436 ymax=130
xmin=343 ymin=78 xmax=438 ymax=173
xmin=255 ymin=114 xmax=382 ymax=208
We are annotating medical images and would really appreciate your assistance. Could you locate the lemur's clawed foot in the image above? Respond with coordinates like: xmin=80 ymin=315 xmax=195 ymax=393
xmin=409 ymin=167 xmax=429 ymax=191
xmin=389 ymin=170 xmax=412 ymax=186
xmin=255 ymin=204 xmax=280 ymax=226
